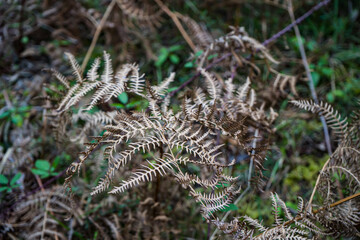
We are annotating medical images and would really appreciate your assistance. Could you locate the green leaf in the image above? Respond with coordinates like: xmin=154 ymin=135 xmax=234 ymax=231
xmin=333 ymin=89 xmax=344 ymax=97
xmin=10 ymin=173 xmax=21 ymax=185
xmin=168 ymin=45 xmax=183 ymax=52
xmin=148 ymin=160 xmax=157 ymax=169
xmin=321 ymin=67 xmax=333 ymax=77
xmin=0 ymin=174 xmax=8 ymax=185
xmin=21 ymin=36 xmax=29 ymax=44
xmin=195 ymin=50 xmax=203 ymax=57
xmin=17 ymin=106 xmax=30 ymax=112
xmin=35 ymin=160 xmax=51 ymax=170
xmin=0 ymin=111 xmax=10 ymax=119
xmin=155 ymin=48 xmax=169 ymax=67
xmin=110 ymin=103 xmax=125 ymax=109
xmin=184 ymin=62 xmax=194 ymax=68
xmin=0 ymin=186 xmax=9 ymax=192
xmin=126 ymin=100 xmax=142 ymax=108
xmin=306 ymin=40 xmax=317 ymax=51
xmin=11 ymin=114 xmax=23 ymax=127
xmin=310 ymin=72 xmax=320 ymax=87
xmin=64 ymin=154 xmax=71 ymax=161
xmin=169 ymin=54 xmax=180 ymax=64
xmin=326 ymin=92 xmax=335 ymax=103
xmin=220 ymin=204 xmax=238 ymax=212
xmin=31 ymin=168 xmax=48 ymax=176
xmin=286 ymin=201 xmax=297 ymax=210
xmin=118 ymin=92 xmax=128 ymax=104
xmin=52 ymin=156 xmax=61 ymax=169
xmin=166 ymin=87 xmax=179 ymax=93
xmin=31 ymin=169 xmax=50 ymax=179
xmin=207 ymin=53 xmax=218 ymax=60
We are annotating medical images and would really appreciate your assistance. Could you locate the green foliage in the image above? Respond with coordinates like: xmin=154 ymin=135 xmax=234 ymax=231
xmin=184 ymin=50 xmax=203 ymax=68
xmin=0 ymin=173 xmax=21 ymax=193
xmin=220 ymin=203 xmax=239 ymax=212
xmin=284 ymin=156 xmax=327 ymax=194
xmin=0 ymin=105 xmax=31 ymax=127
xmin=31 ymin=160 xmax=59 ymax=179
xmin=118 ymin=92 xmax=128 ymax=104
xmin=155 ymin=45 xmax=183 ymax=67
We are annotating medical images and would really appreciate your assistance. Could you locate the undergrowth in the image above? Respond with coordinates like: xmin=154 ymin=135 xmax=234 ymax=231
xmin=0 ymin=0 xmax=359 ymax=239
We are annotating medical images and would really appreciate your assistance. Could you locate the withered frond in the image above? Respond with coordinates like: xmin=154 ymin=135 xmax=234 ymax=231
xmin=291 ymin=99 xmax=348 ymax=140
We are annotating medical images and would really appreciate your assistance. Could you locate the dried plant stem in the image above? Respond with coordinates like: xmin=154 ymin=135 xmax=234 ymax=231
xmin=313 ymin=192 xmax=360 ymax=214
xmin=287 ymin=0 xmax=332 ymax=156
xmin=81 ymin=0 xmax=116 ymax=71
xmin=154 ymin=0 xmax=196 ymax=52
xmin=210 ymin=129 xmax=259 ymax=239
xmin=41 ymin=197 xmax=51 ymax=240
xmin=307 ymin=157 xmax=330 ymax=209
xmin=168 ymin=145 xmax=216 ymax=219
xmin=0 ymin=147 xmax=13 ymax=174
xmin=169 ymin=0 xmax=331 ymax=96
xmin=34 ymin=172 xmax=46 ymax=192
xmin=255 ymin=192 xmax=360 ymax=239
xmin=262 ymin=0 xmax=331 ymax=46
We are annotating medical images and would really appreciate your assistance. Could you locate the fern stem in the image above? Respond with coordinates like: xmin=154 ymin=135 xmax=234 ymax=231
xmin=210 ymin=129 xmax=259 ymax=240
xmin=154 ymin=0 xmax=197 ymax=52
xmin=81 ymin=0 xmax=116 ymax=71
xmin=254 ymin=192 xmax=360 ymax=239
xmin=41 ymin=197 xmax=51 ymax=240
xmin=287 ymin=0 xmax=333 ymax=156
xmin=308 ymin=157 xmax=330 ymax=208
xmin=312 ymin=192 xmax=360 ymax=214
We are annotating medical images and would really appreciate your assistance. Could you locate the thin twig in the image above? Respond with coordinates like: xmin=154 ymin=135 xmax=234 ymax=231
xmin=81 ymin=0 xmax=116 ymax=71
xmin=41 ymin=197 xmax=51 ymax=240
xmin=308 ymin=157 xmax=330 ymax=207
xmin=287 ymin=0 xmax=332 ymax=156
xmin=154 ymin=0 xmax=197 ymax=52
xmin=0 ymin=147 xmax=13 ymax=174
xmin=210 ymin=129 xmax=259 ymax=239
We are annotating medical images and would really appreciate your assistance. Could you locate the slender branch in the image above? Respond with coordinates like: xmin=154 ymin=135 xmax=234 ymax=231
xmin=287 ymin=0 xmax=332 ymax=156
xmin=262 ymin=0 xmax=331 ymax=46
xmin=307 ymin=157 xmax=330 ymax=209
xmin=154 ymin=0 xmax=197 ymax=52
xmin=288 ymin=0 xmax=335 ymax=210
xmin=313 ymin=192 xmax=360 ymax=214
xmin=210 ymin=129 xmax=259 ymax=240
xmin=81 ymin=0 xmax=116 ymax=71
xmin=41 ymin=197 xmax=51 ymax=240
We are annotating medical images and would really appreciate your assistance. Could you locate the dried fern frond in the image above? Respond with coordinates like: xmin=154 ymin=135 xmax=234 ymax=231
xmin=177 ymin=14 xmax=213 ymax=50
xmin=50 ymin=41 xmax=281 ymax=232
xmin=197 ymin=26 xmax=278 ymax=71
xmin=51 ymin=51 xmax=175 ymax=116
xmin=5 ymin=186 xmax=81 ymax=240
xmin=109 ymin=158 xmax=175 ymax=194
xmin=291 ymin=99 xmax=348 ymax=139
xmin=271 ymin=68 xmax=299 ymax=97
xmin=116 ymin=0 xmax=164 ymax=29
xmin=215 ymin=193 xmax=330 ymax=239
